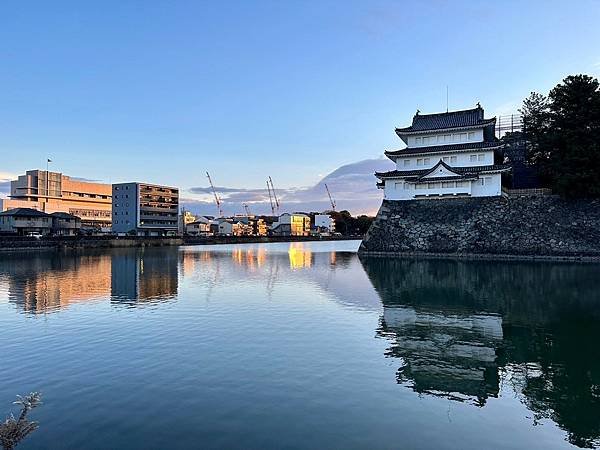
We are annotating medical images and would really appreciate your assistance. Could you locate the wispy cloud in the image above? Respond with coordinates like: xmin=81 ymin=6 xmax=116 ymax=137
xmin=0 ymin=172 xmax=16 ymax=198
xmin=183 ymin=157 xmax=393 ymax=216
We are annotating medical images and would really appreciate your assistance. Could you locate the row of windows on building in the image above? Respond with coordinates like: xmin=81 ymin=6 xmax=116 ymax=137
xmin=403 ymin=153 xmax=486 ymax=167
xmin=65 ymin=192 xmax=110 ymax=199
xmin=414 ymin=131 xmax=476 ymax=146
xmin=69 ymin=209 xmax=111 ymax=218
xmin=395 ymin=177 xmax=493 ymax=190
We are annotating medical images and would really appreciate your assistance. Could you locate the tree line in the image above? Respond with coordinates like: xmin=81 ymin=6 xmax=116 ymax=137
xmin=519 ymin=74 xmax=600 ymax=198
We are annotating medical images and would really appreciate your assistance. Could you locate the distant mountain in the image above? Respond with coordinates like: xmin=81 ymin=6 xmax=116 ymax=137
xmin=184 ymin=157 xmax=394 ymax=216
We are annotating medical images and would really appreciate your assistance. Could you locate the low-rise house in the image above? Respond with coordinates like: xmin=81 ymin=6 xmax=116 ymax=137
xmin=0 ymin=208 xmax=52 ymax=236
xmin=270 ymin=213 xmax=311 ymax=236
xmin=218 ymin=220 xmax=251 ymax=236
xmin=51 ymin=212 xmax=82 ymax=236
xmin=313 ymin=214 xmax=335 ymax=235
xmin=186 ymin=217 xmax=212 ymax=236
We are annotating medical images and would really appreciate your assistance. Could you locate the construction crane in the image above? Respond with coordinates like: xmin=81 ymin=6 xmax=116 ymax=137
xmin=243 ymin=203 xmax=252 ymax=216
xmin=206 ymin=171 xmax=223 ymax=217
xmin=268 ymin=176 xmax=280 ymax=214
xmin=324 ymin=183 xmax=336 ymax=211
xmin=266 ymin=181 xmax=275 ymax=215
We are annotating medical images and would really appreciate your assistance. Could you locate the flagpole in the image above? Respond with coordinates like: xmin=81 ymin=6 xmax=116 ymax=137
xmin=45 ymin=158 xmax=51 ymax=211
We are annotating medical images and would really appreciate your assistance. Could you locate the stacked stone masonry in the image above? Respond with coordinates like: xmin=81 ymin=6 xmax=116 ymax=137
xmin=359 ymin=197 xmax=600 ymax=259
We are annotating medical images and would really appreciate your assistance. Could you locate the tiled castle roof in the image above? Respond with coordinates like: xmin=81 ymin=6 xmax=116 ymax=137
xmin=385 ymin=140 xmax=502 ymax=157
xmin=395 ymin=106 xmax=496 ymax=134
xmin=375 ymin=163 xmax=512 ymax=179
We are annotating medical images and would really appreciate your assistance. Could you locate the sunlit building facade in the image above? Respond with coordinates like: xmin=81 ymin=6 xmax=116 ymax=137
xmin=0 ymin=169 xmax=112 ymax=228
xmin=112 ymin=182 xmax=179 ymax=236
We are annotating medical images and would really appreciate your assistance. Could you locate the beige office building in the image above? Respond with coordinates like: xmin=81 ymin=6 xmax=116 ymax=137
xmin=0 ymin=170 xmax=112 ymax=228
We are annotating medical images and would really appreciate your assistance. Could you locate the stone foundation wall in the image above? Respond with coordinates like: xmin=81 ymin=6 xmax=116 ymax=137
xmin=359 ymin=197 xmax=600 ymax=259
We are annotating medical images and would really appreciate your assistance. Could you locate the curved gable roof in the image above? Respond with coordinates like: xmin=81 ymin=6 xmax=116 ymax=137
xmin=395 ymin=106 xmax=496 ymax=134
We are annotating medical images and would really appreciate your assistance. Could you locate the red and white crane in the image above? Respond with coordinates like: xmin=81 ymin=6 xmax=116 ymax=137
xmin=324 ymin=183 xmax=336 ymax=211
xmin=206 ymin=171 xmax=223 ymax=217
xmin=267 ymin=176 xmax=280 ymax=215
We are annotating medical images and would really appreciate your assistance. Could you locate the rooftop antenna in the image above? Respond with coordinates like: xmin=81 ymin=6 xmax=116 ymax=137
xmin=266 ymin=180 xmax=275 ymax=215
xmin=268 ymin=176 xmax=280 ymax=214
xmin=446 ymin=85 xmax=449 ymax=113
xmin=206 ymin=171 xmax=223 ymax=217
xmin=324 ymin=183 xmax=336 ymax=211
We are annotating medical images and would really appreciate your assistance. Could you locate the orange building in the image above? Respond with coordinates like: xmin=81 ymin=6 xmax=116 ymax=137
xmin=0 ymin=169 xmax=112 ymax=228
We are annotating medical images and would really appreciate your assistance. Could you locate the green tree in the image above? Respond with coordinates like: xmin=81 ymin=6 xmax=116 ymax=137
xmin=521 ymin=74 xmax=600 ymax=198
xmin=520 ymin=91 xmax=551 ymax=167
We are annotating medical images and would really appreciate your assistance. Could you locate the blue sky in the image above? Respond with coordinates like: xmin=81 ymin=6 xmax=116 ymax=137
xmin=1 ymin=0 xmax=600 ymax=214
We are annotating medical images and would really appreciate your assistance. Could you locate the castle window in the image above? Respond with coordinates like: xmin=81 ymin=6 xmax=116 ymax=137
xmin=404 ymin=160 xmax=410 ymax=166
xmin=468 ymin=131 xmax=475 ymax=140
xmin=477 ymin=154 xmax=485 ymax=161
xmin=424 ymin=158 xmax=430 ymax=165
xmin=450 ymin=156 xmax=457 ymax=163
xmin=470 ymin=155 xmax=477 ymax=162
xmin=417 ymin=159 xmax=424 ymax=166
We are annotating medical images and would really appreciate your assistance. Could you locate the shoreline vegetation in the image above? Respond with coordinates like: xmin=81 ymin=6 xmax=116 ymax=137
xmin=0 ymin=393 xmax=42 ymax=450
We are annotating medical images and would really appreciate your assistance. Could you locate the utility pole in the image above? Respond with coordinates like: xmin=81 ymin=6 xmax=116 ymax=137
xmin=206 ymin=172 xmax=223 ymax=217
xmin=324 ymin=183 xmax=336 ymax=211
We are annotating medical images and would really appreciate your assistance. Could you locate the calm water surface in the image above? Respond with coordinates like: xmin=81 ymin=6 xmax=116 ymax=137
xmin=0 ymin=241 xmax=599 ymax=449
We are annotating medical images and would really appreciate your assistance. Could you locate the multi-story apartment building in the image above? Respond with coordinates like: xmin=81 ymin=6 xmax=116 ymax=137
xmin=112 ymin=182 xmax=179 ymax=236
xmin=0 ymin=170 xmax=112 ymax=228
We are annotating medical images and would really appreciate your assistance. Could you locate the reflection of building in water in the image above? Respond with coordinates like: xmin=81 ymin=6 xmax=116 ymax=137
xmin=380 ymin=306 xmax=502 ymax=405
xmin=111 ymin=248 xmax=178 ymax=302
xmin=1 ymin=253 xmax=112 ymax=313
xmin=288 ymin=243 xmax=312 ymax=269
xmin=361 ymin=256 xmax=600 ymax=448
xmin=231 ymin=247 xmax=267 ymax=270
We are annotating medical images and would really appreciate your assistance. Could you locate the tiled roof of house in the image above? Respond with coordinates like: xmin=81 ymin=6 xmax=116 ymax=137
xmin=395 ymin=106 xmax=496 ymax=134
xmin=0 ymin=207 xmax=50 ymax=217
xmin=385 ymin=140 xmax=502 ymax=157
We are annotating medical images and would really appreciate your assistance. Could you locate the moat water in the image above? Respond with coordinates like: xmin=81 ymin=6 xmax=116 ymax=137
xmin=0 ymin=241 xmax=599 ymax=449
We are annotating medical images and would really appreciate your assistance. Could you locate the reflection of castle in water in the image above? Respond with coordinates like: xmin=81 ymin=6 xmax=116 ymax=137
xmin=361 ymin=257 xmax=600 ymax=448
xmin=380 ymin=305 xmax=502 ymax=406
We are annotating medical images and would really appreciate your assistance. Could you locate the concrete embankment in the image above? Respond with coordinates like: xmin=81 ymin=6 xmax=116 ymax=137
xmin=359 ymin=197 xmax=600 ymax=261
xmin=0 ymin=235 xmax=362 ymax=252
xmin=0 ymin=236 xmax=183 ymax=252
